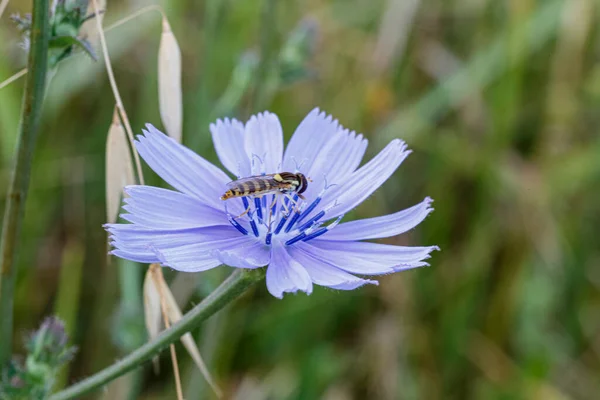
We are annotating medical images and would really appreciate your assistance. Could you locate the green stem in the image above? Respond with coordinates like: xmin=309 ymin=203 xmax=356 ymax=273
xmin=0 ymin=0 xmax=50 ymax=366
xmin=49 ymin=268 xmax=265 ymax=400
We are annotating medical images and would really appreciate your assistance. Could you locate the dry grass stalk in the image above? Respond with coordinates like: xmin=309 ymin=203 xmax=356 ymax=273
xmin=143 ymin=265 xmax=163 ymax=374
xmin=153 ymin=265 xmax=184 ymax=400
xmin=105 ymin=108 xmax=135 ymax=224
xmin=90 ymin=0 xmax=144 ymax=185
xmin=80 ymin=0 xmax=105 ymax=46
xmin=158 ymin=17 xmax=183 ymax=143
xmin=0 ymin=68 xmax=28 ymax=90
xmin=145 ymin=265 xmax=223 ymax=398
xmin=0 ymin=0 xmax=9 ymax=21
xmin=104 ymin=5 xmax=165 ymax=35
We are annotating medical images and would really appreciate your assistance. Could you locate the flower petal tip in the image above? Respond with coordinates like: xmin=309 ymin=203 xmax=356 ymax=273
xmin=309 ymin=107 xmax=321 ymax=115
xmin=144 ymin=122 xmax=159 ymax=132
xmin=358 ymin=279 xmax=379 ymax=288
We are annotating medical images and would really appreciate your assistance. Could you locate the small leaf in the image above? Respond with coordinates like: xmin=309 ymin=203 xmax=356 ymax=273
xmin=146 ymin=265 xmax=223 ymax=398
xmin=158 ymin=17 xmax=183 ymax=143
xmin=105 ymin=108 xmax=135 ymax=224
xmin=74 ymin=38 xmax=98 ymax=60
xmin=49 ymin=35 xmax=98 ymax=60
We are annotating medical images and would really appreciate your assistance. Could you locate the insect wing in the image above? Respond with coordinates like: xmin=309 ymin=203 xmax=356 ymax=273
xmin=225 ymin=174 xmax=277 ymax=189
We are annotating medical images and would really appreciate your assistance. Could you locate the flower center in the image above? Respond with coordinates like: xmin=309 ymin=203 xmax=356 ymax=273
xmin=223 ymin=179 xmax=343 ymax=246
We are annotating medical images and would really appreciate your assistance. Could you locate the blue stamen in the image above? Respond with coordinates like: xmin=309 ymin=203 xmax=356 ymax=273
xmin=228 ymin=217 xmax=248 ymax=235
xmin=284 ymin=212 xmax=302 ymax=233
xmin=301 ymin=227 xmax=328 ymax=242
xmin=297 ymin=197 xmax=321 ymax=223
xmin=285 ymin=232 xmax=306 ymax=246
xmin=241 ymin=197 xmax=256 ymax=221
xmin=249 ymin=220 xmax=259 ymax=237
xmin=242 ymin=196 xmax=250 ymax=210
xmin=254 ymin=197 xmax=263 ymax=221
xmin=262 ymin=195 xmax=267 ymax=209
xmin=297 ymin=210 xmax=325 ymax=232
xmin=274 ymin=215 xmax=288 ymax=234
xmin=265 ymin=232 xmax=273 ymax=245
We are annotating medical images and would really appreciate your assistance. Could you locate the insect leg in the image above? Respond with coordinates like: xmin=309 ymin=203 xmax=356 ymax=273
xmin=267 ymin=194 xmax=278 ymax=231
xmin=234 ymin=197 xmax=252 ymax=219
xmin=269 ymin=194 xmax=278 ymax=217
xmin=285 ymin=193 xmax=302 ymax=214
xmin=280 ymin=195 xmax=291 ymax=216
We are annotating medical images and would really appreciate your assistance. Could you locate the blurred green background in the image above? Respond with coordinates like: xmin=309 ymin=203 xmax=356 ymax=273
xmin=2 ymin=0 xmax=600 ymax=398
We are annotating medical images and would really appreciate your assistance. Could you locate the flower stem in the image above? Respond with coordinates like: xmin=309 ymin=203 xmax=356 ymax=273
xmin=0 ymin=0 xmax=50 ymax=366
xmin=49 ymin=268 xmax=265 ymax=400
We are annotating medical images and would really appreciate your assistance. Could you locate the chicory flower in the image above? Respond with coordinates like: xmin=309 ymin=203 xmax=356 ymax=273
xmin=105 ymin=109 xmax=438 ymax=298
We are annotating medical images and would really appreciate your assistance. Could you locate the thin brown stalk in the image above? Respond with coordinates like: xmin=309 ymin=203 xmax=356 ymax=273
xmin=0 ymin=0 xmax=9 ymax=20
xmin=104 ymin=5 xmax=165 ymax=32
xmin=90 ymin=0 xmax=144 ymax=185
xmin=0 ymin=69 xmax=28 ymax=90
xmin=155 ymin=267 xmax=184 ymax=400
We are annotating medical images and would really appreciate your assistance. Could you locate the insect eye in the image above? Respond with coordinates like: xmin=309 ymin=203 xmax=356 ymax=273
xmin=296 ymin=173 xmax=308 ymax=194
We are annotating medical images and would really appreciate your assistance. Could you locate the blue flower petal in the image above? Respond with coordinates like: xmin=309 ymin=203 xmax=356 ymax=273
xmin=302 ymin=129 xmax=368 ymax=201
xmin=266 ymin=244 xmax=312 ymax=299
xmin=210 ymin=118 xmax=251 ymax=177
xmin=288 ymin=245 xmax=378 ymax=290
xmin=110 ymin=249 xmax=159 ymax=264
xmin=244 ymin=112 xmax=284 ymax=174
xmin=152 ymin=235 xmax=257 ymax=272
xmin=314 ymin=240 xmax=439 ymax=265
xmin=282 ymin=108 xmax=339 ymax=172
xmin=212 ymin=240 xmax=271 ymax=269
xmin=322 ymin=130 xmax=367 ymax=182
xmin=155 ymin=249 xmax=221 ymax=272
xmin=310 ymin=139 xmax=411 ymax=220
xmin=135 ymin=124 xmax=230 ymax=209
xmin=120 ymin=185 xmax=227 ymax=229
xmin=295 ymin=241 xmax=395 ymax=275
xmin=106 ymin=225 xmax=238 ymax=265
xmin=300 ymin=240 xmax=438 ymax=275
xmin=323 ymin=197 xmax=434 ymax=241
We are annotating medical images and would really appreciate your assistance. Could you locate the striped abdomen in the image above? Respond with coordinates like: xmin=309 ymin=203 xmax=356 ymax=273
xmin=220 ymin=176 xmax=289 ymax=200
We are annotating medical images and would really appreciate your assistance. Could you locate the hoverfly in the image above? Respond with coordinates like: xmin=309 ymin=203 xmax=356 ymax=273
xmin=220 ymin=172 xmax=309 ymax=219
xmin=220 ymin=172 xmax=309 ymax=201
